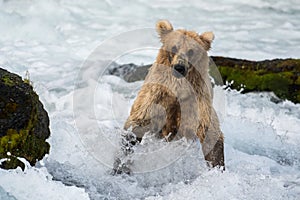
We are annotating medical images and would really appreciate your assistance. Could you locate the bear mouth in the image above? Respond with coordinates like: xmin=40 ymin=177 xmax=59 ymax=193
xmin=172 ymin=64 xmax=187 ymax=78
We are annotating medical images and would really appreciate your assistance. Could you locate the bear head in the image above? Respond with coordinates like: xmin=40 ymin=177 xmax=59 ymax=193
xmin=156 ymin=20 xmax=214 ymax=78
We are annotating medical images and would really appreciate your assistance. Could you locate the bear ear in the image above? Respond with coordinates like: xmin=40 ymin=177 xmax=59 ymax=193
xmin=199 ymin=31 xmax=214 ymax=51
xmin=156 ymin=20 xmax=173 ymax=39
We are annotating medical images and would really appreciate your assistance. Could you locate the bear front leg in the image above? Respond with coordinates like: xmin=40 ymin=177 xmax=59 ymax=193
xmin=161 ymin=105 xmax=180 ymax=141
xmin=124 ymin=118 xmax=151 ymax=141
xmin=199 ymin=109 xmax=225 ymax=169
xmin=201 ymin=132 xmax=224 ymax=169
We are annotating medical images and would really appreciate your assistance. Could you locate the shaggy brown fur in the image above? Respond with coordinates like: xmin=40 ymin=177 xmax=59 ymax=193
xmin=124 ymin=20 xmax=224 ymax=168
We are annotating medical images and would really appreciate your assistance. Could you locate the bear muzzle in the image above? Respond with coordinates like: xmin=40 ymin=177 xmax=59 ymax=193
xmin=172 ymin=64 xmax=187 ymax=78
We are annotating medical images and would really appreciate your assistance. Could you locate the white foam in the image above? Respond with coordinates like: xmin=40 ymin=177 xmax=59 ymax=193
xmin=0 ymin=166 xmax=89 ymax=200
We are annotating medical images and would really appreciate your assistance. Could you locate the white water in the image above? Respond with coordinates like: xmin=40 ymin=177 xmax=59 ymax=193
xmin=0 ymin=0 xmax=300 ymax=199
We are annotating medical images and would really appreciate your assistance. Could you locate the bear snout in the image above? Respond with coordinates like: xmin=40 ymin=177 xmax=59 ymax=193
xmin=173 ymin=64 xmax=187 ymax=78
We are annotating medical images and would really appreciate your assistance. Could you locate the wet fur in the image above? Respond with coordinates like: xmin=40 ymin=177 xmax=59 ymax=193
xmin=124 ymin=20 xmax=224 ymax=168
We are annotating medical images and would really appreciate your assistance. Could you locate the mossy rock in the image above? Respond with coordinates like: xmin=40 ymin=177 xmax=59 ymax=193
xmin=0 ymin=68 xmax=50 ymax=170
xmin=212 ymin=56 xmax=300 ymax=104
xmin=109 ymin=57 xmax=300 ymax=104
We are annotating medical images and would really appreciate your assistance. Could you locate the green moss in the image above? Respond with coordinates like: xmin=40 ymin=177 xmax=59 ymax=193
xmin=219 ymin=66 xmax=300 ymax=103
xmin=0 ymin=129 xmax=20 ymax=152
xmin=23 ymin=78 xmax=31 ymax=85
xmin=1 ymin=75 xmax=15 ymax=86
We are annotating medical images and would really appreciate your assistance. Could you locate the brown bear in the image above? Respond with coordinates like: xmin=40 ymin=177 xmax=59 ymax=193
xmin=124 ymin=20 xmax=224 ymax=168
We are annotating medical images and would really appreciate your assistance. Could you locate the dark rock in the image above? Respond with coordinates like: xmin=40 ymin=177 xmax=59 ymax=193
xmin=108 ymin=63 xmax=151 ymax=82
xmin=0 ymin=68 xmax=50 ymax=170
xmin=108 ymin=57 xmax=300 ymax=104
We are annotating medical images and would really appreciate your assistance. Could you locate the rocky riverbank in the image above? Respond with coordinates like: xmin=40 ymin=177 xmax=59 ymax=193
xmin=108 ymin=57 xmax=300 ymax=104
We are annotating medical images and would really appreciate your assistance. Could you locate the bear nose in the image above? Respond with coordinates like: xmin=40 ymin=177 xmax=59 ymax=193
xmin=173 ymin=64 xmax=187 ymax=78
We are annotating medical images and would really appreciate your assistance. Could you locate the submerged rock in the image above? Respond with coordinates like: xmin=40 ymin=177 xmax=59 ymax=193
xmin=0 ymin=68 xmax=50 ymax=170
xmin=107 ymin=63 xmax=151 ymax=83
xmin=108 ymin=57 xmax=300 ymax=104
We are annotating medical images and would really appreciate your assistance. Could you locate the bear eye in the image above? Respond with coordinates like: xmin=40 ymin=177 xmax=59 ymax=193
xmin=171 ymin=45 xmax=177 ymax=53
xmin=187 ymin=49 xmax=194 ymax=58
